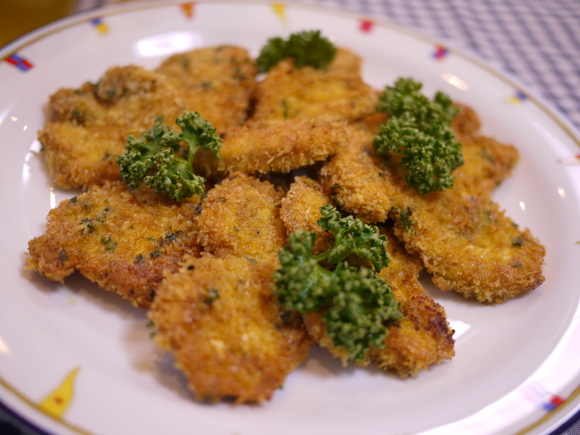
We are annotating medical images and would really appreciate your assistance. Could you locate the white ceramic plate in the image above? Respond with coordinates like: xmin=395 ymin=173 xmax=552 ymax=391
xmin=2 ymin=1 xmax=580 ymax=434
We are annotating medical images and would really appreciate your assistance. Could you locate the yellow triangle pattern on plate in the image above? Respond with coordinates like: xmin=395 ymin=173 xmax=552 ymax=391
xmin=39 ymin=367 xmax=80 ymax=419
xmin=271 ymin=3 xmax=287 ymax=24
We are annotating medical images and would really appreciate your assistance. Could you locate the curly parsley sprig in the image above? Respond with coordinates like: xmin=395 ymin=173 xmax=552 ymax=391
xmin=116 ymin=112 xmax=221 ymax=201
xmin=373 ymin=77 xmax=463 ymax=194
xmin=274 ymin=205 xmax=401 ymax=362
xmin=256 ymin=30 xmax=337 ymax=73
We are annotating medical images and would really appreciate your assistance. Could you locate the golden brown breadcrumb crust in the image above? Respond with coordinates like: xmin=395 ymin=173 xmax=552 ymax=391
xmin=455 ymin=134 xmax=519 ymax=195
xmin=196 ymin=119 xmax=348 ymax=177
xmin=196 ymin=173 xmax=287 ymax=261
xmin=38 ymin=65 xmax=185 ymax=190
xmin=279 ymin=176 xmax=455 ymax=376
xmin=251 ymin=48 xmax=378 ymax=122
xmin=156 ymin=46 xmax=257 ymax=132
xmin=320 ymin=126 xmax=394 ymax=223
xmin=151 ymin=174 xmax=312 ymax=403
xmin=280 ymin=176 xmax=335 ymax=255
xmin=372 ymin=232 xmax=455 ymax=377
xmin=26 ymin=180 xmax=201 ymax=308
xmin=302 ymin=233 xmax=456 ymax=378
xmin=149 ymin=254 xmax=312 ymax=403
xmin=321 ymin=127 xmax=545 ymax=303
xmin=451 ymin=103 xmax=482 ymax=139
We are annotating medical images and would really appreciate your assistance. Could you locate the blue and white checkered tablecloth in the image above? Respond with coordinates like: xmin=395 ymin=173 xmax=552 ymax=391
xmin=1 ymin=0 xmax=580 ymax=434
xmin=293 ymin=0 xmax=580 ymax=132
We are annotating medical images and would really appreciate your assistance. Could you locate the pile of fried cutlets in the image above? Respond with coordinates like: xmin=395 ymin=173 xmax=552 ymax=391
xmin=25 ymin=44 xmax=546 ymax=404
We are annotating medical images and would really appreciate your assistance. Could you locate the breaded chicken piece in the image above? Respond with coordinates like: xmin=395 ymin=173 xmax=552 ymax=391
xmin=389 ymin=189 xmax=545 ymax=303
xmin=153 ymin=173 xmax=312 ymax=402
xmin=251 ymin=48 xmax=378 ymax=123
xmin=451 ymin=103 xmax=482 ymax=140
xmin=156 ymin=46 xmax=257 ymax=132
xmin=26 ymin=180 xmax=201 ymax=308
xmin=196 ymin=119 xmax=348 ymax=177
xmin=38 ymin=65 xmax=185 ymax=189
xmin=455 ymin=134 xmax=519 ymax=195
xmin=371 ymin=232 xmax=455 ymax=377
xmin=320 ymin=127 xmax=397 ymax=224
xmin=320 ymin=127 xmax=545 ymax=303
xmin=355 ymin=104 xmax=519 ymax=197
xmin=451 ymin=104 xmax=519 ymax=195
xmin=280 ymin=176 xmax=334 ymax=255
xmin=196 ymin=173 xmax=286 ymax=262
xmin=149 ymin=254 xmax=312 ymax=403
xmin=279 ymin=177 xmax=455 ymax=376
xmin=303 ymin=233 xmax=455 ymax=377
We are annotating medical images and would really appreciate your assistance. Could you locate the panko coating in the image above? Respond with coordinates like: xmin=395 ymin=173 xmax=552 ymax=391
xmin=251 ymin=47 xmax=378 ymax=123
xmin=321 ymin=127 xmax=545 ymax=303
xmin=389 ymin=189 xmax=545 ymax=303
xmin=451 ymin=103 xmax=482 ymax=138
xmin=280 ymin=176 xmax=335 ymax=255
xmin=455 ymin=134 xmax=519 ymax=196
xmin=149 ymin=254 xmax=312 ymax=403
xmin=303 ymin=234 xmax=455 ymax=377
xmin=195 ymin=173 xmax=286 ymax=261
xmin=447 ymin=104 xmax=519 ymax=196
xmin=156 ymin=46 xmax=257 ymax=132
xmin=371 ymin=231 xmax=455 ymax=377
xmin=196 ymin=119 xmax=348 ymax=176
xmin=152 ymin=172 xmax=311 ymax=403
xmin=26 ymin=180 xmax=201 ymax=308
xmin=279 ymin=176 xmax=455 ymax=376
xmin=39 ymin=65 xmax=185 ymax=189
xmin=320 ymin=126 xmax=395 ymax=224
xmin=355 ymin=104 xmax=518 ymax=197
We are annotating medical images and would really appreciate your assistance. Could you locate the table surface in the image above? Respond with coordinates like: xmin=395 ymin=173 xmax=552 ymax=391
xmin=1 ymin=0 xmax=580 ymax=434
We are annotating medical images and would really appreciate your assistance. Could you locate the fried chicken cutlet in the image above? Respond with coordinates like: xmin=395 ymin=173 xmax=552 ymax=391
xmin=355 ymin=104 xmax=519 ymax=198
xmin=149 ymin=254 xmax=312 ymax=403
xmin=251 ymin=47 xmax=378 ymax=123
xmin=150 ymin=173 xmax=312 ymax=402
xmin=195 ymin=172 xmax=287 ymax=262
xmin=279 ymin=176 xmax=334 ymax=255
xmin=26 ymin=180 xmax=201 ymax=308
xmin=451 ymin=104 xmax=519 ymax=195
xmin=372 ymin=232 xmax=455 ymax=377
xmin=321 ymin=126 xmax=545 ymax=303
xmin=196 ymin=119 xmax=348 ymax=177
xmin=39 ymin=65 xmax=185 ymax=189
xmin=279 ymin=176 xmax=455 ymax=376
xmin=156 ymin=46 xmax=257 ymax=132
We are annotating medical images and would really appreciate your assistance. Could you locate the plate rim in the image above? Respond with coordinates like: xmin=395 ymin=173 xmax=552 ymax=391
xmin=1 ymin=1 xmax=580 ymax=435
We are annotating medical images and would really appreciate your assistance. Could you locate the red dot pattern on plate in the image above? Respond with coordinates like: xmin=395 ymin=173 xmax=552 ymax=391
xmin=432 ymin=45 xmax=449 ymax=60
xmin=360 ymin=19 xmax=374 ymax=33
